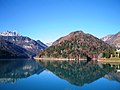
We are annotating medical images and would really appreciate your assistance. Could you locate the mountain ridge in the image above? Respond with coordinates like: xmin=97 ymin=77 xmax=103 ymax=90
xmin=101 ymin=32 xmax=120 ymax=48
xmin=0 ymin=31 xmax=48 ymax=56
xmin=0 ymin=31 xmax=21 ymax=36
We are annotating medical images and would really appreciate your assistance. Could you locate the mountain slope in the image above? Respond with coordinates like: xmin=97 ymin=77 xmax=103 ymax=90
xmin=0 ymin=31 xmax=48 ymax=55
xmin=46 ymin=42 xmax=53 ymax=47
xmin=101 ymin=35 xmax=114 ymax=42
xmin=101 ymin=32 xmax=120 ymax=48
xmin=36 ymin=31 xmax=112 ymax=60
xmin=0 ymin=39 xmax=31 ymax=59
xmin=36 ymin=40 xmax=48 ymax=49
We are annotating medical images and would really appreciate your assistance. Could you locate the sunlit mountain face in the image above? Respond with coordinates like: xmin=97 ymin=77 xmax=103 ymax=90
xmin=36 ymin=31 xmax=112 ymax=60
xmin=101 ymin=32 xmax=120 ymax=48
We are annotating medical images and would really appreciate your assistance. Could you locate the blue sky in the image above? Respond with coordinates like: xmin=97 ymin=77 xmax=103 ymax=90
xmin=0 ymin=0 xmax=120 ymax=43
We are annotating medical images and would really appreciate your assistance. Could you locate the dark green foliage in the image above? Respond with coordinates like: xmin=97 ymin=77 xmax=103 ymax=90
xmin=105 ymin=52 xmax=111 ymax=58
xmin=102 ymin=49 xmax=120 ymax=58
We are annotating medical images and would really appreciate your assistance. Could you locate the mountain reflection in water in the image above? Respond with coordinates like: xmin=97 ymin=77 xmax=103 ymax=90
xmin=0 ymin=59 xmax=120 ymax=87
xmin=0 ymin=59 xmax=45 ymax=83
xmin=36 ymin=60 xmax=120 ymax=86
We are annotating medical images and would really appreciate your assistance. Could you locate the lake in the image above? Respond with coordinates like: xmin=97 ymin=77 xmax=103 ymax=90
xmin=0 ymin=59 xmax=120 ymax=90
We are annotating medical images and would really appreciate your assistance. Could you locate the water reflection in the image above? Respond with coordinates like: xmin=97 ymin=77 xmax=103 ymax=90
xmin=36 ymin=60 xmax=120 ymax=86
xmin=0 ymin=59 xmax=120 ymax=87
xmin=103 ymin=63 xmax=120 ymax=83
xmin=0 ymin=59 xmax=45 ymax=83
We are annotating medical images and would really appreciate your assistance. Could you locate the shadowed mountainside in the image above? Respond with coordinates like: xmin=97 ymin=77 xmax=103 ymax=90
xmin=0 ymin=39 xmax=31 ymax=59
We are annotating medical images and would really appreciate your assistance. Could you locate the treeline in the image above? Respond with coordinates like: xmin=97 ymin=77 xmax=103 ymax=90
xmin=102 ymin=49 xmax=120 ymax=58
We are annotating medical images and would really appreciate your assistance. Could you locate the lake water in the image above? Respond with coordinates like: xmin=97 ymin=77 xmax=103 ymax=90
xmin=0 ymin=59 xmax=120 ymax=90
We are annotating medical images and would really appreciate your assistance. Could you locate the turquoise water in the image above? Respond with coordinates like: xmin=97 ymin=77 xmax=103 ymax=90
xmin=0 ymin=59 xmax=120 ymax=90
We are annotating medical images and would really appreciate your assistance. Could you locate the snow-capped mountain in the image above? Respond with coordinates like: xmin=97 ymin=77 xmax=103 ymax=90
xmin=0 ymin=31 xmax=48 ymax=56
xmin=0 ymin=31 xmax=21 ymax=36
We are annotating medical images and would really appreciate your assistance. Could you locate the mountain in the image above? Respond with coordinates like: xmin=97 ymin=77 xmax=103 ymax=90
xmin=0 ymin=39 xmax=31 ymax=59
xmin=46 ymin=42 xmax=53 ymax=47
xmin=101 ymin=35 xmax=114 ymax=42
xmin=0 ymin=31 xmax=48 ymax=56
xmin=36 ymin=31 xmax=112 ymax=60
xmin=101 ymin=32 xmax=120 ymax=48
xmin=36 ymin=40 xmax=48 ymax=48
xmin=0 ymin=31 xmax=20 ymax=36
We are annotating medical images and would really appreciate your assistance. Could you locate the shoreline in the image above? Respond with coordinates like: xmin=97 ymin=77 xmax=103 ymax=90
xmin=34 ymin=57 xmax=120 ymax=63
xmin=98 ymin=60 xmax=120 ymax=63
xmin=98 ymin=58 xmax=120 ymax=63
xmin=34 ymin=57 xmax=87 ymax=61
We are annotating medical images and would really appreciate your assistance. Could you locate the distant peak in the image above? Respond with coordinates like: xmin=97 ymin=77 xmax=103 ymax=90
xmin=0 ymin=30 xmax=21 ymax=36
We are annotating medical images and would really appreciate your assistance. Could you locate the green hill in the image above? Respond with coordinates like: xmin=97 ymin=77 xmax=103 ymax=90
xmin=36 ymin=31 xmax=113 ymax=60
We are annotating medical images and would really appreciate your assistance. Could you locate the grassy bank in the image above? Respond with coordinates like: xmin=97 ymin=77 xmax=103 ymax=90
xmin=98 ymin=57 xmax=120 ymax=63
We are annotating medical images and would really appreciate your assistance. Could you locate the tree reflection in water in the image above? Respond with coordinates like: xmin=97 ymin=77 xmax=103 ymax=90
xmin=37 ymin=60 xmax=120 ymax=86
